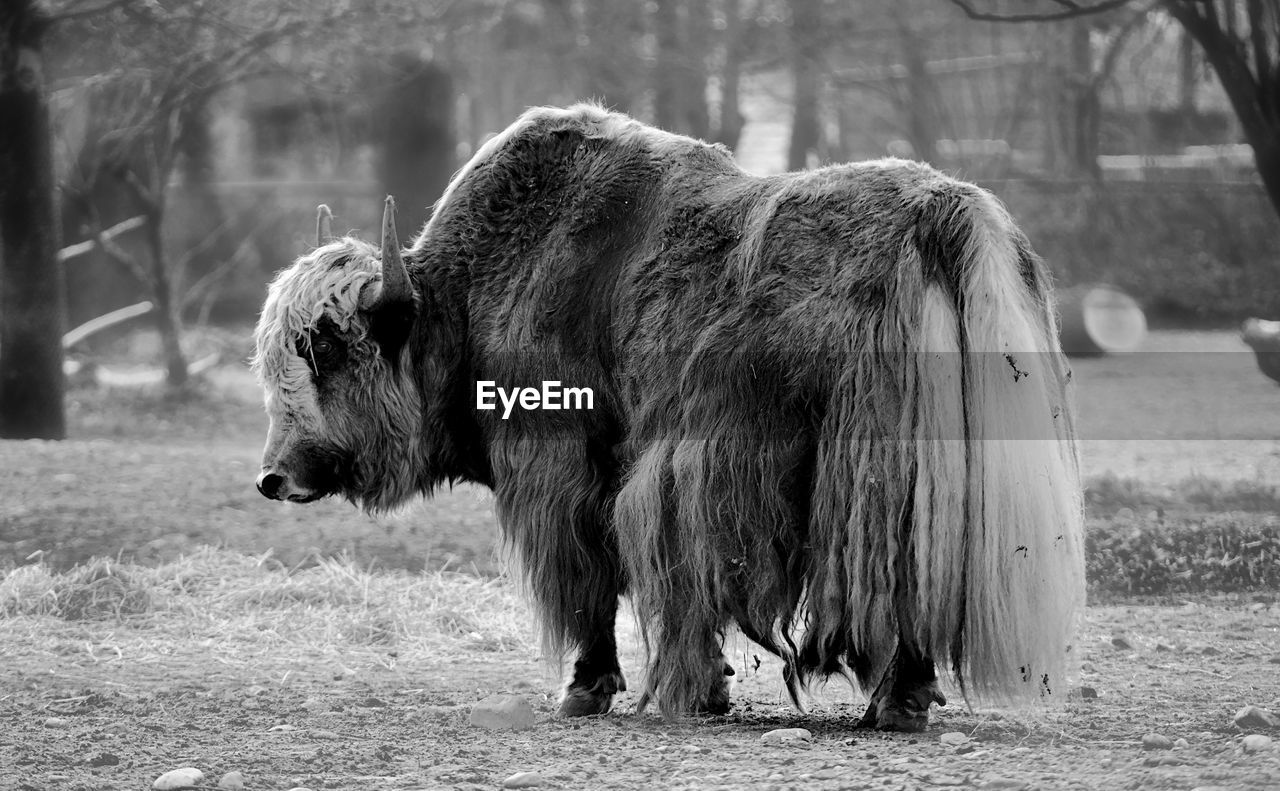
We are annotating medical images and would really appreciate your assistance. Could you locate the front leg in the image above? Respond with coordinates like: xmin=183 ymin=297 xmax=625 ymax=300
xmin=559 ymin=606 xmax=627 ymax=717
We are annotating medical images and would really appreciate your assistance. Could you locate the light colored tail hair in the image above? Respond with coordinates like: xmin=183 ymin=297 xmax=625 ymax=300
xmin=911 ymin=188 xmax=1083 ymax=701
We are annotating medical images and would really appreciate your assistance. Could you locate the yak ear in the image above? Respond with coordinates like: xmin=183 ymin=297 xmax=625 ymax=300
xmin=363 ymin=196 xmax=417 ymax=362
xmin=365 ymin=286 xmax=417 ymax=363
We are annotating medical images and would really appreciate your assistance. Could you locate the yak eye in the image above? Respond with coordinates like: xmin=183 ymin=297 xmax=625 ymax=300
xmin=297 ymin=331 xmax=346 ymax=375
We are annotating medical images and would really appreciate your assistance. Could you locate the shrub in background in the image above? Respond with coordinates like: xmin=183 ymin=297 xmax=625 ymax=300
xmin=993 ymin=179 xmax=1280 ymax=321
xmin=1087 ymin=514 xmax=1280 ymax=598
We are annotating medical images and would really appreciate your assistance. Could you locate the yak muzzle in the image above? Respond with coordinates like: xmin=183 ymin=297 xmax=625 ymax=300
xmin=255 ymin=469 xmax=323 ymax=503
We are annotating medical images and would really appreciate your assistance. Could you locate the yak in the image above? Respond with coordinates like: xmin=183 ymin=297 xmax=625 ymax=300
xmin=252 ymin=103 xmax=1083 ymax=732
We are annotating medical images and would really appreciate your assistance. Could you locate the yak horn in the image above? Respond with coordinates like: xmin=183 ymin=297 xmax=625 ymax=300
xmin=316 ymin=204 xmax=334 ymax=246
xmin=379 ymin=195 xmax=412 ymax=305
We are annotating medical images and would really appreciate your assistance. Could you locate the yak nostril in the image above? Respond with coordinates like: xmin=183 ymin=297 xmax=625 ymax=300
xmin=256 ymin=472 xmax=285 ymax=500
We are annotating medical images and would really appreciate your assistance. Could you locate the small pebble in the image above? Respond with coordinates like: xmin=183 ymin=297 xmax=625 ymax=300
xmin=759 ymin=727 xmax=812 ymax=744
xmin=1242 ymin=734 xmax=1274 ymax=753
xmin=979 ymin=779 xmax=1029 ymax=790
xmin=1111 ymin=635 xmax=1133 ymax=650
xmin=501 ymin=771 xmax=545 ymax=789
xmin=153 ymin=768 xmax=204 ymax=790
xmin=1142 ymin=733 xmax=1173 ymax=750
xmin=43 ymin=717 xmax=68 ymax=729
xmin=940 ymin=731 xmax=971 ymax=746
xmin=217 ymin=772 xmax=246 ymax=790
xmin=1233 ymin=705 xmax=1277 ymax=730
xmin=1173 ymin=738 xmax=1189 ymax=749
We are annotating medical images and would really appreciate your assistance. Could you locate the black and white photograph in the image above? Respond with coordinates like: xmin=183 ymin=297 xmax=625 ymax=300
xmin=1 ymin=0 xmax=1278 ymax=789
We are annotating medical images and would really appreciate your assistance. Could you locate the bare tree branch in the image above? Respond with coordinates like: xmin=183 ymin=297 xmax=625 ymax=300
xmin=947 ymin=0 xmax=1136 ymax=23
xmin=58 ymin=215 xmax=145 ymax=263
xmin=1091 ymin=1 xmax=1160 ymax=89
xmin=46 ymin=0 xmax=132 ymax=23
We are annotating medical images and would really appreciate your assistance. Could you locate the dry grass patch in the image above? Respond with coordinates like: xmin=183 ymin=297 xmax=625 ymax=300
xmin=0 ymin=546 xmax=535 ymax=684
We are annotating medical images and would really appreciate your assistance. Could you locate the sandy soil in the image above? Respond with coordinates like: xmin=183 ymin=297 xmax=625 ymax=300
xmin=2 ymin=601 xmax=1278 ymax=791
xmin=4 ymin=330 xmax=1280 ymax=789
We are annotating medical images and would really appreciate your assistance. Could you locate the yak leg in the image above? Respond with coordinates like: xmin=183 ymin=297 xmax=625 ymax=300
xmin=857 ymin=641 xmax=947 ymax=732
xmin=693 ymin=642 xmax=734 ymax=715
xmin=635 ymin=633 xmax=734 ymax=716
xmin=558 ymin=591 xmax=627 ymax=717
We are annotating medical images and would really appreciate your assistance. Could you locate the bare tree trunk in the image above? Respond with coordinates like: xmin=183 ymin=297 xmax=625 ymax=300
xmin=1168 ymin=0 xmax=1280 ymax=221
xmin=1178 ymin=26 xmax=1197 ymax=112
xmin=713 ymin=0 xmax=748 ymax=151
xmin=898 ymin=15 xmax=940 ymax=164
xmin=0 ymin=0 xmax=66 ymax=439
xmin=581 ymin=0 xmax=644 ymax=113
xmin=683 ymin=0 xmax=712 ymax=139
xmin=378 ymin=55 xmax=455 ymax=220
xmin=787 ymin=0 xmax=821 ymax=170
xmin=1042 ymin=21 xmax=1101 ymax=179
xmin=654 ymin=0 xmax=681 ymax=131
xmin=1068 ymin=21 xmax=1101 ymax=179
xmin=141 ymin=205 xmax=188 ymax=390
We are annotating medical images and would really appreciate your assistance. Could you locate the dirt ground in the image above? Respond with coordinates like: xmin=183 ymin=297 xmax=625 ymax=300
xmin=2 ymin=602 xmax=1278 ymax=790
xmin=3 ymin=329 xmax=1280 ymax=789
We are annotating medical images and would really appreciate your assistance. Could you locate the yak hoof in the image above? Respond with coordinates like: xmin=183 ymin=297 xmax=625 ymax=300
xmin=558 ymin=670 xmax=626 ymax=717
xmin=558 ymin=687 xmax=614 ymax=717
xmin=858 ymin=682 xmax=946 ymax=732
xmin=694 ymin=676 xmax=731 ymax=716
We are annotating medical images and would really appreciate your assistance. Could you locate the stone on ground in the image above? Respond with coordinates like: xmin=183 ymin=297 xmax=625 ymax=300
xmin=469 ymin=694 xmax=536 ymax=731
xmin=501 ymin=771 xmax=545 ymax=788
xmin=1233 ymin=705 xmax=1277 ymax=730
xmin=217 ymin=771 xmax=246 ymax=789
xmin=1242 ymin=734 xmax=1274 ymax=753
xmin=759 ymin=727 xmax=812 ymax=744
xmin=153 ymin=768 xmax=204 ymax=789
xmin=1141 ymin=733 xmax=1173 ymax=750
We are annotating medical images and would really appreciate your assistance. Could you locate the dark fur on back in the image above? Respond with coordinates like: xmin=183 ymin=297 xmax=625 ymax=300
xmin=368 ymin=104 xmax=1083 ymax=714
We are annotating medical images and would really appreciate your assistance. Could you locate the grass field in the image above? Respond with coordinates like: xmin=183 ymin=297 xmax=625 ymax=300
xmin=2 ymin=328 xmax=1278 ymax=790
xmin=4 ymin=328 xmax=1279 ymax=573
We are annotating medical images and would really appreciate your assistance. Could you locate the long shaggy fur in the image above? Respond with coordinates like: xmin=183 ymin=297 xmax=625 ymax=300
xmin=255 ymin=103 xmax=1084 ymax=717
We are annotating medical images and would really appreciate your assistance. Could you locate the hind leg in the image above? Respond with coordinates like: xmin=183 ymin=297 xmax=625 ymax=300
xmin=558 ymin=589 xmax=627 ymax=717
xmin=858 ymin=642 xmax=947 ymax=732
xmin=636 ymin=635 xmax=735 ymax=716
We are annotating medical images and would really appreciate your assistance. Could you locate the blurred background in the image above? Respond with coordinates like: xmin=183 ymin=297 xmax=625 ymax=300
xmin=27 ymin=0 xmax=1280 ymax=357
xmin=3 ymin=0 xmax=1280 ymax=579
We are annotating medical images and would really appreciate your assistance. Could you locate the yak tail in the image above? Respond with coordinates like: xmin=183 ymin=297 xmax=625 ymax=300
xmin=910 ymin=187 xmax=1083 ymax=702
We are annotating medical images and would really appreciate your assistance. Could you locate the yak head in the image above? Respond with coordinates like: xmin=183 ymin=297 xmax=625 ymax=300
xmin=252 ymin=197 xmax=423 ymax=510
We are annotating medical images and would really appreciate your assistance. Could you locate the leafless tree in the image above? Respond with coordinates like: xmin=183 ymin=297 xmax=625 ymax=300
xmin=0 ymin=0 xmax=65 ymax=438
xmin=949 ymin=0 xmax=1280 ymax=217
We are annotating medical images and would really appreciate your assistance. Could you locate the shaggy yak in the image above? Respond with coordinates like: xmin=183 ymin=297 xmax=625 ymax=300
xmin=253 ymin=104 xmax=1083 ymax=731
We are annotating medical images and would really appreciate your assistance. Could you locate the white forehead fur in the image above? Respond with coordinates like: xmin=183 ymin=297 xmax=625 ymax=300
xmin=252 ymin=238 xmax=383 ymax=418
